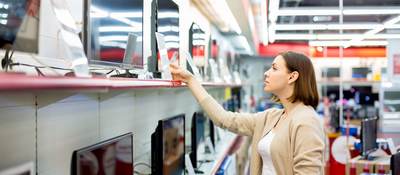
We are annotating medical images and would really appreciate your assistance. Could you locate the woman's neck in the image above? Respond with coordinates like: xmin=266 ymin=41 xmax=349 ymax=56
xmin=280 ymin=99 xmax=302 ymax=115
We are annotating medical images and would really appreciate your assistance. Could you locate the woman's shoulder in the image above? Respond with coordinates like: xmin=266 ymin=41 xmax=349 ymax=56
xmin=290 ymin=105 xmax=320 ymax=125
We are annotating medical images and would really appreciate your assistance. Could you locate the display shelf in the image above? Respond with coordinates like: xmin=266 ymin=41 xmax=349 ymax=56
xmin=0 ymin=73 xmax=242 ymax=91
xmin=317 ymin=79 xmax=381 ymax=86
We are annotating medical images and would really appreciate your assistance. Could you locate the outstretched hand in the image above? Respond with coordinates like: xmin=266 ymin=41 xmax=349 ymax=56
xmin=169 ymin=62 xmax=194 ymax=83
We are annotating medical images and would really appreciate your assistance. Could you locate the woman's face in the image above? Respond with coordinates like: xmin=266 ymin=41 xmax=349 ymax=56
xmin=263 ymin=55 xmax=291 ymax=94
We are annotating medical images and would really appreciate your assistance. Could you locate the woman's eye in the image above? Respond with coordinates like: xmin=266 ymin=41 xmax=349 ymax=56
xmin=272 ymin=67 xmax=277 ymax=70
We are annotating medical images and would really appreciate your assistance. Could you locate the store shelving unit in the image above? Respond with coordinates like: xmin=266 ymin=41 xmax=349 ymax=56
xmin=0 ymin=72 xmax=242 ymax=91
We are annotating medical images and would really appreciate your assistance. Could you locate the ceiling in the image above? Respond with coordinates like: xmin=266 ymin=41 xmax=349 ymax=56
xmin=267 ymin=0 xmax=400 ymax=47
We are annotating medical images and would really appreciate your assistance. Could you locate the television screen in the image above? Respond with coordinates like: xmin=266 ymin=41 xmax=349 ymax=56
xmin=361 ymin=118 xmax=378 ymax=159
xmin=152 ymin=114 xmax=185 ymax=175
xmin=71 ymin=133 xmax=133 ymax=175
xmin=156 ymin=0 xmax=179 ymax=60
xmin=352 ymin=67 xmax=371 ymax=78
xmin=84 ymin=0 xmax=143 ymax=68
xmin=189 ymin=23 xmax=206 ymax=67
xmin=0 ymin=0 xmax=40 ymax=53
xmin=190 ymin=112 xmax=206 ymax=169
xmin=322 ymin=68 xmax=340 ymax=78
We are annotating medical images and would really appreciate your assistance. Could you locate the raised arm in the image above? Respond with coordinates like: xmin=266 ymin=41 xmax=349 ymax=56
xmin=169 ymin=63 xmax=264 ymax=136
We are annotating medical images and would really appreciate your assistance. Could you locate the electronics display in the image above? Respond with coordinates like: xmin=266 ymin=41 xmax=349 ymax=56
xmin=156 ymin=0 xmax=179 ymax=61
xmin=321 ymin=67 xmax=340 ymax=78
xmin=151 ymin=114 xmax=185 ymax=175
xmin=70 ymin=133 xmax=133 ymax=175
xmin=83 ymin=0 xmax=143 ymax=68
xmin=360 ymin=118 xmax=378 ymax=159
xmin=189 ymin=112 xmax=206 ymax=169
xmin=0 ymin=162 xmax=34 ymax=175
xmin=188 ymin=23 xmax=206 ymax=74
xmin=0 ymin=0 xmax=40 ymax=53
xmin=352 ymin=67 xmax=371 ymax=79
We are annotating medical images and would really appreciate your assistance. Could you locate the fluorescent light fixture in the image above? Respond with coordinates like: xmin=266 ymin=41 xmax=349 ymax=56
xmin=0 ymin=19 xmax=7 ymax=25
xmin=165 ymin=42 xmax=180 ymax=48
xmin=309 ymin=40 xmax=388 ymax=47
xmin=193 ymin=40 xmax=207 ymax=46
xmin=344 ymin=15 xmax=400 ymax=48
xmin=274 ymin=23 xmax=400 ymax=31
xmin=192 ymin=33 xmax=207 ymax=39
xmin=157 ymin=11 xmax=179 ymax=19
xmin=343 ymin=7 xmax=400 ymax=15
xmin=99 ymin=26 xmax=142 ymax=33
xmin=157 ymin=26 xmax=179 ymax=33
xmin=275 ymin=6 xmax=400 ymax=16
xmin=164 ymin=35 xmax=180 ymax=42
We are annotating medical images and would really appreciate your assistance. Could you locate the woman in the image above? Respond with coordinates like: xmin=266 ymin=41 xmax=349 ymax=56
xmin=170 ymin=51 xmax=325 ymax=175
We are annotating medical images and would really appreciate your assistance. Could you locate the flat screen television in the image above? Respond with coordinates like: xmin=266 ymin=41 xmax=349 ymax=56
xmin=151 ymin=114 xmax=185 ymax=175
xmin=188 ymin=22 xmax=206 ymax=75
xmin=70 ymin=133 xmax=134 ymax=175
xmin=352 ymin=67 xmax=371 ymax=79
xmin=361 ymin=118 xmax=378 ymax=159
xmin=321 ymin=67 xmax=340 ymax=78
xmin=0 ymin=0 xmax=40 ymax=53
xmin=156 ymin=0 xmax=179 ymax=61
xmin=189 ymin=112 xmax=206 ymax=169
xmin=0 ymin=162 xmax=34 ymax=175
xmin=83 ymin=0 xmax=143 ymax=69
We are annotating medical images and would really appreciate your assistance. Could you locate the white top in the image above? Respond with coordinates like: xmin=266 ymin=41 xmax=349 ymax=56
xmin=257 ymin=130 xmax=277 ymax=175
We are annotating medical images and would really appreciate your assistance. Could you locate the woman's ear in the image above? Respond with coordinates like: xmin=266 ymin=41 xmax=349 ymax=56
xmin=288 ymin=71 xmax=299 ymax=84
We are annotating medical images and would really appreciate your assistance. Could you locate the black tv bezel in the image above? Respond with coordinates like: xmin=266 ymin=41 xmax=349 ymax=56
xmin=360 ymin=117 xmax=378 ymax=159
xmin=70 ymin=132 xmax=134 ymax=175
xmin=82 ymin=0 xmax=145 ymax=69
xmin=189 ymin=112 xmax=206 ymax=169
xmin=151 ymin=114 xmax=186 ymax=175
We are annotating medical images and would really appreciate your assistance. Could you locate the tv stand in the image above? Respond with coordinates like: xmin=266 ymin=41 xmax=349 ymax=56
xmin=110 ymin=69 xmax=138 ymax=78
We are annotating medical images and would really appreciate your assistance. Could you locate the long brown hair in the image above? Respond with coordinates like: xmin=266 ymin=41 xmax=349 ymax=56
xmin=272 ymin=51 xmax=319 ymax=109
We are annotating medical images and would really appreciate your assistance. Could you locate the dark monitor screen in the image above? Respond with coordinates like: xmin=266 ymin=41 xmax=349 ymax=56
xmin=84 ymin=0 xmax=143 ymax=68
xmin=152 ymin=114 xmax=185 ymax=175
xmin=71 ymin=133 xmax=133 ymax=175
xmin=190 ymin=112 xmax=206 ymax=168
xmin=352 ymin=67 xmax=371 ymax=78
xmin=0 ymin=0 xmax=40 ymax=53
xmin=361 ymin=118 xmax=378 ymax=158
xmin=322 ymin=68 xmax=340 ymax=78
xmin=156 ymin=0 xmax=179 ymax=60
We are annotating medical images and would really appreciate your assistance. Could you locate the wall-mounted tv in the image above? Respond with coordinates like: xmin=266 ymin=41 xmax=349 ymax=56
xmin=83 ymin=0 xmax=143 ymax=69
xmin=151 ymin=114 xmax=185 ymax=175
xmin=70 ymin=133 xmax=133 ymax=175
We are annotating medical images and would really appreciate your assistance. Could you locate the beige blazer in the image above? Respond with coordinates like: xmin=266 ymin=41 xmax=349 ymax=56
xmin=199 ymin=95 xmax=325 ymax=175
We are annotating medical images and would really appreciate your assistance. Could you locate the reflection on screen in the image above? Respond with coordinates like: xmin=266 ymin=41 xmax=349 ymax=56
xmin=162 ymin=116 xmax=185 ymax=175
xmin=0 ymin=0 xmax=40 ymax=53
xmin=157 ymin=0 xmax=179 ymax=60
xmin=190 ymin=23 xmax=206 ymax=67
xmin=77 ymin=134 xmax=133 ymax=175
xmin=87 ymin=0 xmax=143 ymax=68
